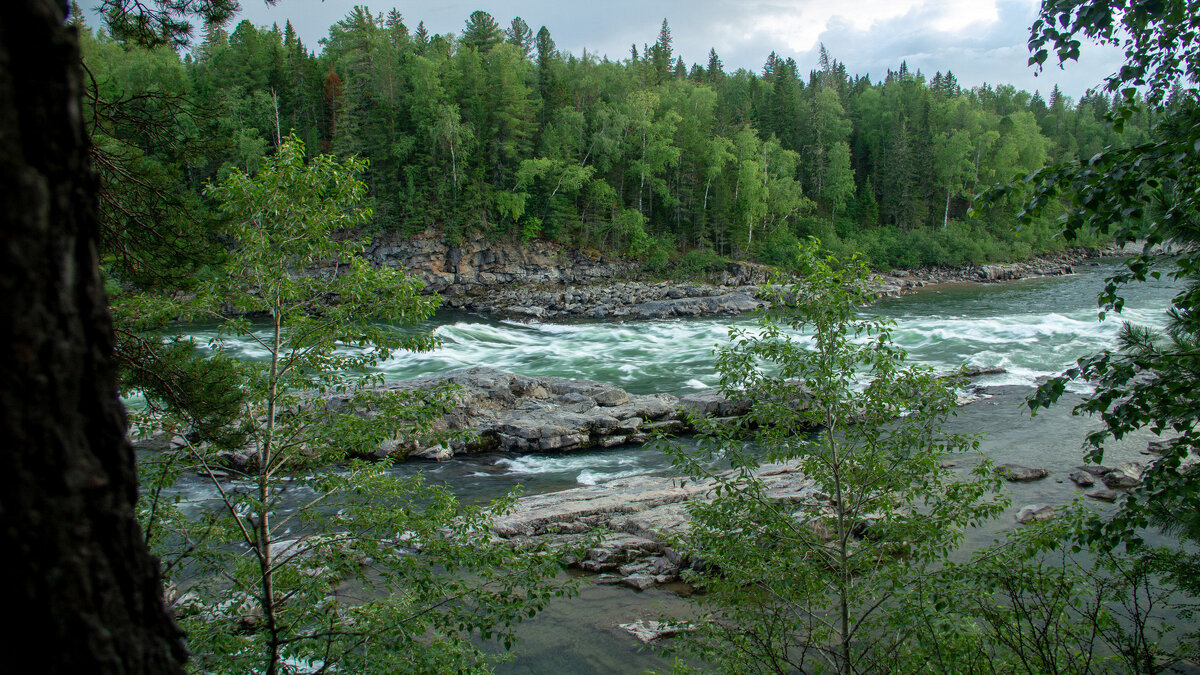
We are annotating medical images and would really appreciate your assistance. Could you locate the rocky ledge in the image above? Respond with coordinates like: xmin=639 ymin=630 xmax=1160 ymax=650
xmin=355 ymin=367 xmax=746 ymax=461
xmin=145 ymin=366 xmax=996 ymax=470
xmin=490 ymin=463 xmax=820 ymax=591
xmin=347 ymin=366 xmax=993 ymax=461
xmin=459 ymin=282 xmax=764 ymax=322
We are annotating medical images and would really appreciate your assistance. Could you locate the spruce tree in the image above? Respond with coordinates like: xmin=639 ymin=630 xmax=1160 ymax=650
xmin=460 ymin=10 xmax=502 ymax=52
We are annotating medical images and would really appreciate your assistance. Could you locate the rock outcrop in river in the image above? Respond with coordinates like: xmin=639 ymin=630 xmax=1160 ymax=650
xmin=348 ymin=366 xmax=995 ymax=461
xmin=490 ymin=463 xmax=820 ymax=590
xmin=360 ymin=367 xmax=744 ymax=460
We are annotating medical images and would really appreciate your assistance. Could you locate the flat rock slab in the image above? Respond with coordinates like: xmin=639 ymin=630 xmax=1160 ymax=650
xmin=619 ymin=620 xmax=696 ymax=643
xmin=493 ymin=463 xmax=816 ymax=590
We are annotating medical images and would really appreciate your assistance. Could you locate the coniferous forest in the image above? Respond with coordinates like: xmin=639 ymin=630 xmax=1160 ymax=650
xmin=83 ymin=7 xmax=1164 ymax=281
xmin=7 ymin=0 xmax=1200 ymax=671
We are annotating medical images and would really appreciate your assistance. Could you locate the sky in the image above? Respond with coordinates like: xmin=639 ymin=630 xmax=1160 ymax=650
xmin=103 ymin=0 xmax=1130 ymax=101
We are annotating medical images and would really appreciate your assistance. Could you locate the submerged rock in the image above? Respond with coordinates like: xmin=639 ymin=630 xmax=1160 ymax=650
xmin=1146 ymin=437 xmax=1181 ymax=454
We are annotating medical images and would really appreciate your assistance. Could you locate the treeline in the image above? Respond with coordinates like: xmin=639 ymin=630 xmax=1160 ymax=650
xmin=82 ymin=7 xmax=1165 ymax=273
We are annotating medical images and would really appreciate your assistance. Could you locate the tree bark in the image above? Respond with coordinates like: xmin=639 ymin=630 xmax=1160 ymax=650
xmin=0 ymin=2 xmax=187 ymax=672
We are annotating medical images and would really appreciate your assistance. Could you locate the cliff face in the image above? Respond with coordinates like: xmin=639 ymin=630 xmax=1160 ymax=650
xmin=368 ymin=229 xmax=776 ymax=294
xmin=367 ymin=230 xmax=640 ymax=298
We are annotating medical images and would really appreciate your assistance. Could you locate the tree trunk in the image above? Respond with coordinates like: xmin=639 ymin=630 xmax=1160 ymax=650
xmin=0 ymin=2 xmax=187 ymax=672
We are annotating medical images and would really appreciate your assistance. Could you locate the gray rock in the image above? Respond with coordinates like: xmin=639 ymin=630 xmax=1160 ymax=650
xmin=1147 ymin=437 xmax=1182 ymax=454
xmin=1016 ymin=504 xmax=1057 ymax=524
xmin=995 ymin=464 xmax=1050 ymax=482
xmin=363 ymin=367 xmax=687 ymax=457
xmin=621 ymin=574 xmax=657 ymax=591
xmin=962 ymin=365 xmax=1007 ymax=378
xmin=630 ymin=293 xmax=761 ymax=319
xmin=492 ymin=462 xmax=817 ymax=582
xmin=1087 ymin=488 xmax=1123 ymax=502
xmin=1067 ymin=470 xmax=1096 ymax=487
xmin=1102 ymin=462 xmax=1143 ymax=489
xmin=411 ymin=443 xmax=453 ymax=461
xmin=677 ymin=390 xmax=752 ymax=418
xmin=619 ymin=620 xmax=696 ymax=644
xmin=594 ymin=388 xmax=631 ymax=407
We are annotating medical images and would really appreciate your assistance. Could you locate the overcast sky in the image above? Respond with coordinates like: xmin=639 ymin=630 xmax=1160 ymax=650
xmin=134 ymin=0 xmax=1130 ymax=100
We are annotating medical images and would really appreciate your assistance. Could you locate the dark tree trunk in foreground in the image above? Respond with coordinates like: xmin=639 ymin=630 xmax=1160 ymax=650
xmin=0 ymin=1 xmax=186 ymax=672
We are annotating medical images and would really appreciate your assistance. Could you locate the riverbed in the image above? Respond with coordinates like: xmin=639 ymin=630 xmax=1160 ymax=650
xmin=168 ymin=258 xmax=1180 ymax=672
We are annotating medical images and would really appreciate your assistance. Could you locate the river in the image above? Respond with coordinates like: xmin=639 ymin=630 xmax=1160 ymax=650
xmin=170 ymin=258 xmax=1181 ymax=672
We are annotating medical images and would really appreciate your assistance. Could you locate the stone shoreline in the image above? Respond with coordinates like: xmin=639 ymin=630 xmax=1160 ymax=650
xmin=368 ymin=230 xmax=1116 ymax=322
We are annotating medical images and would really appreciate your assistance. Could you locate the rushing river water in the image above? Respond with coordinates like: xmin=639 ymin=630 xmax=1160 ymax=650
xmin=169 ymin=258 xmax=1182 ymax=673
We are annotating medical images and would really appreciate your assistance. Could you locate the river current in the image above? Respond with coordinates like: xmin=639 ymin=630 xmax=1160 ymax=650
xmin=172 ymin=258 xmax=1181 ymax=672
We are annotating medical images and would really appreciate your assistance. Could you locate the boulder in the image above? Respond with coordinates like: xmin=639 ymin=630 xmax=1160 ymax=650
xmin=361 ymin=367 xmax=689 ymax=457
xmin=1067 ymin=470 xmax=1096 ymax=488
xmin=677 ymin=390 xmax=752 ymax=418
xmin=1102 ymin=463 xmax=1143 ymax=489
xmin=1087 ymin=488 xmax=1123 ymax=503
xmin=621 ymin=574 xmax=658 ymax=591
xmin=962 ymin=365 xmax=1007 ymax=378
xmin=995 ymin=464 xmax=1050 ymax=482
xmin=1016 ymin=504 xmax=1057 ymax=525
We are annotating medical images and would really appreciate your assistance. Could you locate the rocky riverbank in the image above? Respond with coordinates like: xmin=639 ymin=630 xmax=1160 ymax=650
xmin=368 ymin=230 xmax=1111 ymax=322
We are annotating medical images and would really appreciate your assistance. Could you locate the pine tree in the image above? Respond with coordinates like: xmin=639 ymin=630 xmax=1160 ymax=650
xmin=650 ymin=18 xmax=673 ymax=83
xmin=384 ymin=9 xmax=407 ymax=46
xmin=413 ymin=20 xmax=429 ymax=54
xmin=706 ymin=48 xmax=723 ymax=83
xmin=460 ymin=10 xmax=502 ymax=52
xmin=506 ymin=16 xmax=534 ymax=58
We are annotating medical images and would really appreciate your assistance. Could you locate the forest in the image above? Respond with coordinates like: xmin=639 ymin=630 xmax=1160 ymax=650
xmin=81 ymin=6 xmax=1171 ymax=279
xmin=5 ymin=0 xmax=1196 ymax=672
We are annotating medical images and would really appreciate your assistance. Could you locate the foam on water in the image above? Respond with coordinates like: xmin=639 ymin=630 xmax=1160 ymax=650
xmin=179 ymin=263 xmax=1178 ymax=397
xmin=576 ymin=467 xmax=652 ymax=485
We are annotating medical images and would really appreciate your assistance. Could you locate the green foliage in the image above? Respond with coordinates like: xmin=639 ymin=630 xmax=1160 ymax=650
xmin=136 ymin=137 xmax=568 ymax=673
xmin=1015 ymin=0 xmax=1200 ymax=554
xmin=905 ymin=505 xmax=1198 ymax=673
xmin=81 ymin=9 xmax=1142 ymax=271
xmin=662 ymin=239 xmax=1006 ymax=673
